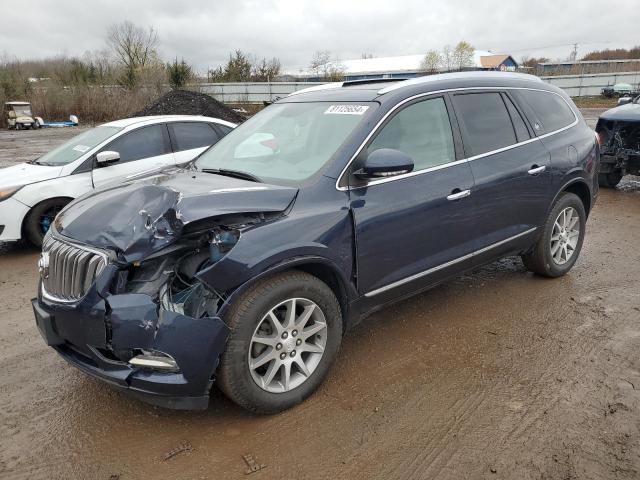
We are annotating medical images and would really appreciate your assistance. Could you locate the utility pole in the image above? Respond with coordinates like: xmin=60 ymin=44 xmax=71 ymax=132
xmin=571 ymin=43 xmax=578 ymax=61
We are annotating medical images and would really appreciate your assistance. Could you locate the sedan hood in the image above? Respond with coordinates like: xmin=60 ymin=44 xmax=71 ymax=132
xmin=599 ymin=102 xmax=640 ymax=122
xmin=55 ymin=171 xmax=298 ymax=262
xmin=0 ymin=162 xmax=64 ymax=189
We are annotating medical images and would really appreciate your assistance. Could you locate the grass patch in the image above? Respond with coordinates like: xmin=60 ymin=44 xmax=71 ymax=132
xmin=572 ymin=96 xmax=618 ymax=109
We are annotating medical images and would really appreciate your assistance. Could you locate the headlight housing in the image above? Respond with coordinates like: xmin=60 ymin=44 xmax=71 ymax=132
xmin=0 ymin=185 xmax=23 ymax=202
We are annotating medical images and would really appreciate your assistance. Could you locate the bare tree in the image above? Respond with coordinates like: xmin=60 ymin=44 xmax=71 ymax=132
xmin=106 ymin=21 xmax=159 ymax=87
xmin=442 ymin=44 xmax=453 ymax=72
xmin=309 ymin=50 xmax=332 ymax=78
xmin=252 ymin=57 xmax=281 ymax=81
xmin=309 ymin=51 xmax=344 ymax=80
xmin=452 ymin=41 xmax=475 ymax=71
xmin=420 ymin=49 xmax=443 ymax=74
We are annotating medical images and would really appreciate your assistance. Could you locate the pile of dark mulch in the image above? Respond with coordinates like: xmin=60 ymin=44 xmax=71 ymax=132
xmin=134 ymin=89 xmax=246 ymax=123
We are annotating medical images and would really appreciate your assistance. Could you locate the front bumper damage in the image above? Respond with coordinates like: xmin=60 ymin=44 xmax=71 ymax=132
xmin=33 ymin=267 xmax=229 ymax=410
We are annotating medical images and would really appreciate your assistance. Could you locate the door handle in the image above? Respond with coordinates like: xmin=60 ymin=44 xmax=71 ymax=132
xmin=528 ymin=165 xmax=546 ymax=175
xmin=446 ymin=189 xmax=471 ymax=201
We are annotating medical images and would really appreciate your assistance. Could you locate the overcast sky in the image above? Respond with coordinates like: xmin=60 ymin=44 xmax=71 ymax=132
xmin=1 ymin=0 xmax=637 ymax=72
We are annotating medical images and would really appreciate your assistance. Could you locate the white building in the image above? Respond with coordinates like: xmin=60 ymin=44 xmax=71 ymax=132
xmin=285 ymin=50 xmax=518 ymax=81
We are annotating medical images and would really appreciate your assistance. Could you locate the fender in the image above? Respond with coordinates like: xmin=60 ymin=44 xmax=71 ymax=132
xmin=212 ymin=254 xmax=359 ymax=329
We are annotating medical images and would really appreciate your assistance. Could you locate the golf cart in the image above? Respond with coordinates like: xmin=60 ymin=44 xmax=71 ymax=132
xmin=5 ymin=102 xmax=39 ymax=130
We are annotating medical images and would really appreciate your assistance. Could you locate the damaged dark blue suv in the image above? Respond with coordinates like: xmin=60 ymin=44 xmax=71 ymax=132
xmin=33 ymin=72 xmax=599 ymax=413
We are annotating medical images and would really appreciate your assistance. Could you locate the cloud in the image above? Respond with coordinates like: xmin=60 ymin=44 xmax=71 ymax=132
xmin=0 ymin=0 xmax=637 ymax=71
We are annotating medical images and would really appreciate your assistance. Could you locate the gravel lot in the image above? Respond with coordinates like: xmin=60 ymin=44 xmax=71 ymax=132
xmin=1 ymin=110 xmax=639 ymax=479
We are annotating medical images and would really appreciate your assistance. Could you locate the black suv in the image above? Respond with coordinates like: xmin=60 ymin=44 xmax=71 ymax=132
xmin=33 ymin=72 xmax=599 ymax=413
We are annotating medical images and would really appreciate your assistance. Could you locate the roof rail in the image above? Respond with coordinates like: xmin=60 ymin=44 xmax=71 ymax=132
xmin=377 ymin=71 xmax=544 ymax=95
xmin=342 ymin=78 xmax=409 ymax=87
xmin=288 ymin=82 xmax=343 ymax=97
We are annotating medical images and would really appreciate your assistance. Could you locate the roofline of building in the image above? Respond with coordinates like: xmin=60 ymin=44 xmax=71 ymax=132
xmin=540 ymin=58 xmax=640 ymax=66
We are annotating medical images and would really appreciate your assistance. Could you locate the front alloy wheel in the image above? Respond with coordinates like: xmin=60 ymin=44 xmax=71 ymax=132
xmin=218 ymin=271 xmax=342 ymax=414
xmin=249 ymin=298 xmax=327 ymax=393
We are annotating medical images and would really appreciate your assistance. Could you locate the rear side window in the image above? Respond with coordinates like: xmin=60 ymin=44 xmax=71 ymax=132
xmin=217 ymin=124 xmax=233 ymax=135
xmin=368 ymin=97 xmax=455 ymax=171
xmin=452 ymin=92 xmax=517 ymax=157
xmin=169 ymin=122 xmax=220 ymax=152
xmin=104 ymin=124 xmax=169 ymax=163
xmin=517 ymin=90 xmax=576 ymax=132
xmin=503 ymin=94 xmax=530 ymax=142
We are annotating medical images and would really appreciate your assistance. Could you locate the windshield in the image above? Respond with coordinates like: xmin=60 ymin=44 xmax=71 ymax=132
xmin=35 ymin=126 xmax=122 ymax=166
xmin=195 ymin=102 xmax=375 ymax=184
xmin=12 ymin=105 xmax=32 ymax=116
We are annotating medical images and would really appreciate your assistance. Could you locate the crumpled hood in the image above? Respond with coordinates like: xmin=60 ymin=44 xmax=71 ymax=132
xmin=55 ymin=171 xmax=298 ymax=262
xmin=600 ymin=102 xmax=640 ymax=122
xmin=0 ymin=162 xmax=64 ymax=188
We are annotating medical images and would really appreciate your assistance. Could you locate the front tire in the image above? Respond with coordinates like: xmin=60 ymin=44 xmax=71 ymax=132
xmin=521 ymin=192 xmax=586 ymax=277
xmin=24 ymin=198 xmax=71 ymax=247
xmin=217 ymin=271 xmax=342 ymax=414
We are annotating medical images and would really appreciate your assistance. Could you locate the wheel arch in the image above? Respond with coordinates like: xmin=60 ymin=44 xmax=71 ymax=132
xmin=216 ymin=256 xmax=357 ymax=334
xmin=21 ymin=196 xmax=74 ymax=236
xmin=551 ymin=179 xmax=592 ymax=217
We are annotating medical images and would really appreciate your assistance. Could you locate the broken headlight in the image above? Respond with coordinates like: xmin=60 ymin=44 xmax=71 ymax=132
xmin=160 ymin=228 xmax=239 ymax=318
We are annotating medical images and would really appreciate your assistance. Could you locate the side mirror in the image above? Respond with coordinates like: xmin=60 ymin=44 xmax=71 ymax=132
xmin=354 ymin=148 xmax=414 ymax=180
xmin=96 ymin=151 xmax=120 ymax=166
xmin=618 ymin=97 xmax=633 ymax=106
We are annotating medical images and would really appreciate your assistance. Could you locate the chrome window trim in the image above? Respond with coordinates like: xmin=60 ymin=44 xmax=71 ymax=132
xmin=336 ymin=86 xmax=578 ymax=191
xmin=364 ymin=227 xmax=538 ymax=298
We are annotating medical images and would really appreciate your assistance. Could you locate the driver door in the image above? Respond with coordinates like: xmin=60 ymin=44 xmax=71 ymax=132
xmin=92 ymin=124 xmax=174 ymax=188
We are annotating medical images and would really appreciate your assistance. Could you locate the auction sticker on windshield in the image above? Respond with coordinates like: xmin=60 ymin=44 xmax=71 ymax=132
xmin=324 ymin=105 xmax=369 ymax=115
xmin=72 ymin=145 xmax=90 ymax=153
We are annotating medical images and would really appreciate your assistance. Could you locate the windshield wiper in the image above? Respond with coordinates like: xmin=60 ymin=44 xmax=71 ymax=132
xmin=201 ymin=168 xmax=262 ymax=183
xmin=29 ymin=159 xmax=52 ymax=166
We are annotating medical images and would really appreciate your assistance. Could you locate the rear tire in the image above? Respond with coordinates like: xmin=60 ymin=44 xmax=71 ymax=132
xmin=598 ymin=170 xmax=623 ymax=188
xmin=24 ymin=198 xmax=71 ymax=247
xmin=217 ymin=271 xmax=342 ymax=414
xmin=521 ymin=192 xmax=586 ymax=278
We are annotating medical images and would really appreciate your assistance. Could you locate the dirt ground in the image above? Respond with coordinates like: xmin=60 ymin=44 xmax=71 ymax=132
xmin=1 ymin=110 xmax=639 ymax=480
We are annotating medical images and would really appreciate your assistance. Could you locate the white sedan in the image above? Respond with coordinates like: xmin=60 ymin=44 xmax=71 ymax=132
xmin=0 ymin=115 xmax=236 ymax=246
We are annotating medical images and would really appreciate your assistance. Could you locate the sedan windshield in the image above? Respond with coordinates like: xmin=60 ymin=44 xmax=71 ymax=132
xmin=195 ymin=102 xmax=375 ymax=184
xmin=35 ymin=126 xmax=122 ymax=166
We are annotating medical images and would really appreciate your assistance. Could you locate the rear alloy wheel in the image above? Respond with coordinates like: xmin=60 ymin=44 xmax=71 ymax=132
xmin=218 ymin=271 xmax=342 ymax=414
xmin=549 ymin=207 xmax=580 ymax=265
xmin=521 ymin=192 xmax=586 ymax=277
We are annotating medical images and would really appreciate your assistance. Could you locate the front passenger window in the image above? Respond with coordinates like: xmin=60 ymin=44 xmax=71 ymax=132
xmin=368 ymin=97 xmax=455 ymax=171
xmin=104 ymin=125 xmax=168 ymax=163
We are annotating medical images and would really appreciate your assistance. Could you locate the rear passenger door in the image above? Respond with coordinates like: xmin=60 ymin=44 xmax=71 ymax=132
xmin=92 ymin=124 xmax=174 ymax=188
xmin=450 ymin=91 xmax=550 ymax=262
xmin=168 ymin=122 xmax=222 ymax=165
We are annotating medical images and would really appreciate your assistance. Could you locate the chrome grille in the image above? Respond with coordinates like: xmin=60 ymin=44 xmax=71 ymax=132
xmin=41 ymin=236 xmax=108 ymax=302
